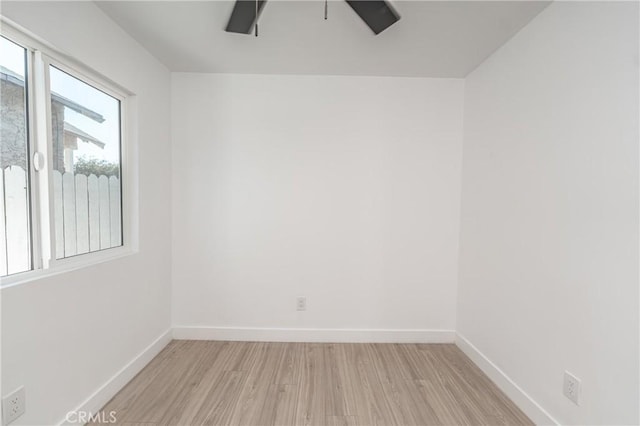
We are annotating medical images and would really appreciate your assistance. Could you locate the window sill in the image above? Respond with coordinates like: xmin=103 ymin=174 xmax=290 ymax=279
xmin=0 ymin=246 xmax=136 ymax=289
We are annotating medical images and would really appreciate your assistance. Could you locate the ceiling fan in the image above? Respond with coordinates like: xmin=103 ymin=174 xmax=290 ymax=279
xmin=225 ymin=0 xmax=400 ymax=36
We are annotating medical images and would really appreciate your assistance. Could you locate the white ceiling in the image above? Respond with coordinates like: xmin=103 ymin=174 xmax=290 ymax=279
xmin=96 ymin=1 xmax=550 ymax=77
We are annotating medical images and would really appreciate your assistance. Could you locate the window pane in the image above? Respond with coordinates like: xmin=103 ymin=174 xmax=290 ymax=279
xmin=49 ymin=66 xmax=122 ymax=259
xmin=1 ymin=36 xmax=32 ymax=276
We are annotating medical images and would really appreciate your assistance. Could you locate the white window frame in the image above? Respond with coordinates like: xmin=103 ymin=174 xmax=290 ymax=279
xmin=0 ymin=20 xmax=137 ymax=288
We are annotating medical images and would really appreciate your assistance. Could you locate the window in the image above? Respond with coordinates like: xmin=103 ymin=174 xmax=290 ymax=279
xmin=49 ymin=66 xmax=122 ymax=259
xmin=0 ymin=36 xmax=32 ymax=276
xmin=0 ymin=28 xmax=129 ymax=282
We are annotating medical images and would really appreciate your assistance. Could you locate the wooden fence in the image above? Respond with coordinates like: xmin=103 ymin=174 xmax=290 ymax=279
xmin=1 ymin=166 xmax=121 ymax=276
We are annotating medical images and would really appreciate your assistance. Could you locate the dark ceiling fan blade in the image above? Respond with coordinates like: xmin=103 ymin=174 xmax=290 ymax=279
xmin=225 ymin=0 xmax=267 ymax=34
xmin=345 ymin=1 xmax=400 ymax=35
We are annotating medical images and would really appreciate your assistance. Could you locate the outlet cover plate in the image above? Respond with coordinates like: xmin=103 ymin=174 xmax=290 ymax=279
xmin=2 ymin=386 xmax=26 ymax=425
xmin=563 ymin=371 xmax=581 ymax=405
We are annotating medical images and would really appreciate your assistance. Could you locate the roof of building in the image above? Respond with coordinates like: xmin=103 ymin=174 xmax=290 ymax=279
xmin=1 ymin=66 xmax=105 ymax=123
xmin=2 ymin=66 xmax=106 ymax=150
xmin=63 ymin=122 xmax=106 ymax=149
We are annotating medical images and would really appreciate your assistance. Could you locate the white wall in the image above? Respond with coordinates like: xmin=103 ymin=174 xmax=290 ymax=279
xmin=0 ymin=2 xmax=172 ymax=425
xmin=457 ymin=2 xmax=639 ymax=425
xmin=172 ymin=74 xmax=464 ymax=338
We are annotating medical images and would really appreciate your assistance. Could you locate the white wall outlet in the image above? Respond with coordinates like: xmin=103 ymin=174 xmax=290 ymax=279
xmin=2 ymin=386 xmax=26 ymax=424
xmin=296 ymin=296 xmax=307 ymax=311
xmin=563 ymin=371 xmax=581 ymax=405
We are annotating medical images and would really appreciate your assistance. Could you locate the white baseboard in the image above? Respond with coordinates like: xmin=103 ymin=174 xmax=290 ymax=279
xmin=173 ymin=326 xmax=456 ymax=343
xmin=58 ymin=329 xmax=173 ymax=426
xmin=455 ymin=333 xmax=558 ymax=426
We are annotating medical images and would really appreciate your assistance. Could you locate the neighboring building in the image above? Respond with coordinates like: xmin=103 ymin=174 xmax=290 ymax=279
xmin=1 ymin=66 xmax=105 ymax=171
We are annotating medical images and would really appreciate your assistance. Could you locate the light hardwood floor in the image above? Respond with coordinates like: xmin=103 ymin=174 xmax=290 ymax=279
xmin=96 ymin=341 xmax=532 ymax=426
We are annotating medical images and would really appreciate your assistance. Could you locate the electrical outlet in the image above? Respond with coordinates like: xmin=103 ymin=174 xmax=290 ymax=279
xmin=296 ymin=296 xmax=307 ymax=311
xmin=2 ymin=386 xmax=26 ymax=425
xmin=563 ymin=371 xmax=581 ymax=405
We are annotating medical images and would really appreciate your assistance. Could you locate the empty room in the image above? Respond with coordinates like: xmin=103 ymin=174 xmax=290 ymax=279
xmin=0 ymin=0 xmax=638 ymax=425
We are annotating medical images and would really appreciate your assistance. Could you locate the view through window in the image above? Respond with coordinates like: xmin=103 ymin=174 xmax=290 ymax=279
xmin=0 ymin=36 xmax=31 ymax=276
xmin=0 ymin=33 xmax=125 ymax=278
xmin=49 ymin=66 xmax=122 ymax=259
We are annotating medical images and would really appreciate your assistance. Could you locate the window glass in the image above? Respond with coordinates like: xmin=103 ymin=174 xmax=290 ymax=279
xmin=1 ymin=36 xmax=32 ymax=276
xmin=49 ymin=65 xmax=122 ymax=259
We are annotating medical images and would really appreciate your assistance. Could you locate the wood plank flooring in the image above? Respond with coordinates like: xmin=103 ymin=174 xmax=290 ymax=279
xmin=96 ymin=341 xmax=532 ymax=426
